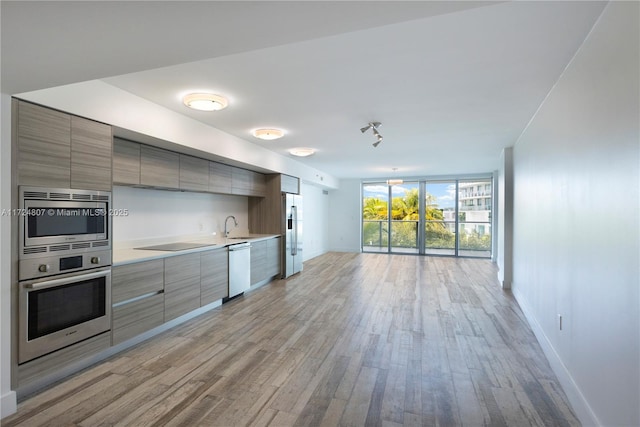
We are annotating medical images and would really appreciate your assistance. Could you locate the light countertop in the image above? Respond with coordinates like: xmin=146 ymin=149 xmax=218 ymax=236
xmin=113 ymin=234 xmax=280 ymax=266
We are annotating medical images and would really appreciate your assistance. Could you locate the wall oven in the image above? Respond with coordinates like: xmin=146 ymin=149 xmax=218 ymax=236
xmin=18 ymin=268 xmax=111 ymax=364
xmin=18 ymin=186 xmax=113 ymax=364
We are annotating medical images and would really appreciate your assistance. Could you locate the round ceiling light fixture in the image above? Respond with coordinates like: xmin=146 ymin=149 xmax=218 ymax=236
xmin=183 ymin=93 xmax=229 ymax=111
xmin=253 ymin=128 xmax=285 ymax=140
xmin=289 ymin=147 xmax=315 ymax=157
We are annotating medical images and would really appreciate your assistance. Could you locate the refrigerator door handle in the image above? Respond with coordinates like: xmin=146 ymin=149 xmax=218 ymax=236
xmin=292 ymin=205 xmax=297 ymax=256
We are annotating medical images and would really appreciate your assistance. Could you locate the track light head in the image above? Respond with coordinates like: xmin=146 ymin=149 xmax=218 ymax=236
xmin=360 ymin=121 xmax=383 ymax=147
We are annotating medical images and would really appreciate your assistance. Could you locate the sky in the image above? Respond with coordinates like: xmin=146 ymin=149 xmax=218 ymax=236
xmin=362 ymin=181 xmax=457 ymax=210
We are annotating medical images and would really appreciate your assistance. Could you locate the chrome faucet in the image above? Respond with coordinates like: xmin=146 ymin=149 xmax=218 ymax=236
xmin=224 ymin=215 xmax=238 ymax=238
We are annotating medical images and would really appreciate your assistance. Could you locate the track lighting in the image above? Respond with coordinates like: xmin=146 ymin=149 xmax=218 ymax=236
xmin=360 ymin=121 xmax=383 ymax=147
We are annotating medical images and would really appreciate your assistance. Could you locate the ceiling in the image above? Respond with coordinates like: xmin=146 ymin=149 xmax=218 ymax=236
xmin=2 ymin=1 xmax=607 ymax=180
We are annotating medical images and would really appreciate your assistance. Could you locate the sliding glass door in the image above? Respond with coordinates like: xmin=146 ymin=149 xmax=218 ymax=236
xmin=362 ymin=181 xmax=420 ymax=253
xmin=457 ymin=179 xmax=492 ymax=257
xmin=362 ymin=182 xmax=390 ymax=252
xmin=424 ymin=181 xmax=456 ymax=256
xmin=390 ymin=182 xmax=419 ymax=254
xmin=362 ymin=177 xmax=492 ymax=258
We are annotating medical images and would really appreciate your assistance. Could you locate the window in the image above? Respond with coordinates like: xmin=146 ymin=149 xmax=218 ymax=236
xmin=362 ymin=177 xmax=492 ymax=258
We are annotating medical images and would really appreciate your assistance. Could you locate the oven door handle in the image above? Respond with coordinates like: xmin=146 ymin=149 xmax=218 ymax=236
xmin=23 ymin=269 xmax=110 ymax=290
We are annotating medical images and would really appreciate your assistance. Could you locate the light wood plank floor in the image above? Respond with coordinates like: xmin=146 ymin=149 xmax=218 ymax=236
xmin=4 ymin=253 xmax=580 ymax=426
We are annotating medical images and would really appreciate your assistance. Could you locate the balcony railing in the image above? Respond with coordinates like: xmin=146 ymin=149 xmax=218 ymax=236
xmin=363 ymin=219 xmax=492 ymax=257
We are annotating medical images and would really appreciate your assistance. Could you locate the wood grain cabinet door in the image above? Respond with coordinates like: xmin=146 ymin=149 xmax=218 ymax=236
xmin=140 ymin=145 xmax=180 ymax=189
xmin=111 ymin=259 xmax=164 ymax=304
xmin=16 ymin=100 xmax=71 ymax=188
xmin=251 ymin=171 xmax=267 ymax=196
xmin=250 ymin=240 xmax=268 ymax=285
xmin=208 ymin=161 xmax=232 ymax=194
xmin=200 ymin=248 xmax=229 ymax=305
xmin=231 ymin=167 xmax=252 ymax=195
xmin=179 ymin=154 xmax=209 ymax=192
xmin=164 ymin=253 xmax=201 ymax=321
xmin=113 ymin=138 xmax=141 ymax=185
xmin=111 ymin=259 xmax=165 ymax=345
xmin=71 ymin=116 xmax=112 ymax=191
xmin=267 ymin=237 xmax=282 ymax=278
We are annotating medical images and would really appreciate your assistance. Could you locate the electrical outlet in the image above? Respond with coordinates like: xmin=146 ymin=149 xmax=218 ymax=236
xmin=558 ymin=314 xmax=563 ymax=331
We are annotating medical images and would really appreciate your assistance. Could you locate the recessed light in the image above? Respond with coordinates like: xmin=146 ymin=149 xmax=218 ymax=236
xmin=183 ymin=93 xmax=228 ymax=111
xmin=253 ymin=128 xmax=284 ymax=140
xmin=289 ymin=147 xmax=315 ymax=157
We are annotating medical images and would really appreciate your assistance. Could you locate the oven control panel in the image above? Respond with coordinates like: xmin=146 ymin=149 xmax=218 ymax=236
xmin=19 ymin=250 xmax=112 ymax=281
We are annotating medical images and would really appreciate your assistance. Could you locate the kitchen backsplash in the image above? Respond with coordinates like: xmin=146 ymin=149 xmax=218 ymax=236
xmin=112 ymin=186 xmax=249 ymax=247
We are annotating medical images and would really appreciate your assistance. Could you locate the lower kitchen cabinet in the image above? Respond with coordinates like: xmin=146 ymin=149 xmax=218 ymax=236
xmin=111 ymin=259 xmax=165 ymax=345
xmin=112 ymin=259 xmax=164 ymax=304
xmin=251 ymin=237 xmax=281 ymax=286
xmin=201 ymin=248 xmax=228 ymax=305
xmin=267 ymin=236 xmax=282 ymax=277
xmin=112 ymin=294 xmax=165 ymax=345
xmin=250 ymin=240 xmax=268 ymax=285
xmin=164 ymin=253 xmax=201 ymax=321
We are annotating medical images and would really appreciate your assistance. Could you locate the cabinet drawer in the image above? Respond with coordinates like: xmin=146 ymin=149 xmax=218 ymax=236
xmin=112 ymin=294 xmax=164 ymax=345
xmin=112 ymin=259 xmax=164 ymax=304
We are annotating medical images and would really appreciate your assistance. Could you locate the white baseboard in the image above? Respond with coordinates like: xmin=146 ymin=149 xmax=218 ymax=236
xmin=512 ymin=287 xmax=600 ymax=426
xmin=1 ymin=390 xmax=17 ymax=419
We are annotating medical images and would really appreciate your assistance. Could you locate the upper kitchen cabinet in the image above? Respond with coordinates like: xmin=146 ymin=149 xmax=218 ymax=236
xmin=232 ymin=168 xmax=266 ymax=197
xmin=179 ymin=154 xmax=209 ymax=192
xmin=16 ymin=100 xmax=71 ymax=188
xmin=14 ymin=99 xmax=112 ymax=191
xmin=280 ymin=174 xmax=300 ymax=194
xmin=71 ymin=116 xmax=112 ymax=191
xmin=113 ymin=138 xmax=141 ymax=185
xmin=140 ymin=145 xmax=180 ymax=189
xmin=208 ymin=161 xmax=232 ymax=194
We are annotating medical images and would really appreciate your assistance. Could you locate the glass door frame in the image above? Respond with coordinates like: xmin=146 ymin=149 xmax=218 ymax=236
xmin=362 ymin=174 xmax=493 ymax=258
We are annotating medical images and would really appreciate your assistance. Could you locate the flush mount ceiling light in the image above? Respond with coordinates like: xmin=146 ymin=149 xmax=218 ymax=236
xmin=360 ymin=121 xmax=383 ymax=147
xmin=387 ymin=168 xmax=403 ymax=185
xmin=253 ymin=128 xmax=284 ymax=140
xmin=183 ymin=93 xmax=228 ymax=111
xmin=289 ymin=147 xmax=315 ymax=157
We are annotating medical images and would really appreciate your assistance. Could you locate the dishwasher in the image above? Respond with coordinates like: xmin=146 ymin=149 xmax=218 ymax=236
xmin=227 ymin=242 xmax=251 ymax=300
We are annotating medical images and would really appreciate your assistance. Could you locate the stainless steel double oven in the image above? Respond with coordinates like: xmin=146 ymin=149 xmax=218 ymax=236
xmin=18 ymin=186 xmax=112 ymax=364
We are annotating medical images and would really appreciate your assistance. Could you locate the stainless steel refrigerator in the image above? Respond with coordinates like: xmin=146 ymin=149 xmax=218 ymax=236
xmin=283 ymin=193 xmax=303 ymax=278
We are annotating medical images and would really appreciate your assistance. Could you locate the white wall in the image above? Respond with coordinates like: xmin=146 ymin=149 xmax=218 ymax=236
xmin=112 ymin=187 xmax=248 ymax=246
xmin=327 ymin=179 xmax=361 ymax=253
xmin=511 ymin=3 xmax=639 ymax=426
xmin=299 ymin=182 xmax=329 ymax=261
